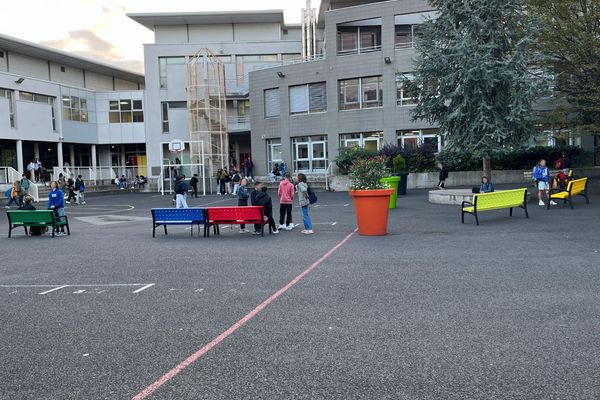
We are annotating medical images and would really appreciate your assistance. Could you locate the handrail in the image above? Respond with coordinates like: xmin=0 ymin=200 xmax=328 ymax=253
xmin=325 ymin=161 xmax=335 ymax=192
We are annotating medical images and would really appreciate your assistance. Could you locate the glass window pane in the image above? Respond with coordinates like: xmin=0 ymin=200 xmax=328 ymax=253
xmin=80 ymin=111 xmax=88 ymax=122
xmin=133 ymin=111 xmax=144 ymax=123
xmin=360 ymin=26 xmax=381 ymax=51
xmin=120 ymin=100 xmax=131 ymax=111
xmin=109 ymin=112 xmax=120 ymax=123
xmin=63 ymin=107 xmax=71 ymax=120
xmin=309 ymin=82 xmax=327 ymax=113
xmin=289 ymin=85 xmax=309 ymax=114
xmin=133 ymin=100 xmax=142 ymax=110
xmin=80 ymin=98 xmax=87 ymax=110
xmin=71 ymin=108 xmax=80 ymax=121
xmin=20 ymin=92 xmax=33 ymax=101
xmin=70 ymin=96 xmax=80 ymax=109
xmin=109 ymin=100 xmax=119 ymax=111
xmin=337 ymin=27 xmax=358 ymax=53
xmin=121 ymin=111 xmax=132 ymax=123
xmin=339 ymin=79 xmax=360 ymax=110
xmin=264 ymin=88 xmax=280 ymax=118
xmin=362 ymin=76 xmax=382 ymax=107
xmin=395 ymin=25 xmax=413 ymax=48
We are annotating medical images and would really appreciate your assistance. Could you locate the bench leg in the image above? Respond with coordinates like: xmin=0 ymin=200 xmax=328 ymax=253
xmin=164 ymin=225 xmax=168 ymax=235
xmin=509 ymin=207 xmax=513 ymax=217
xmin=569 ymin=195 xmax=574 ymax=210
xmin=524 ymin=203 xmax=529 ymax=219
xmin=24 ymin=226 xmax=28 ymax=235
xmin=51 ymin=226 xmax=55 ymax=238
xmin=152 ymin=225 xmax=156 ymax=238
xmin=583 ymin=192 xmax=590 ymax=204
xmin=474 ymin=212 xmax=479 ymax=226
xmin=66 ymin=224 xmax=70 ymax=236
xmin=190 ymin=223 xmax=194 ymax=237
xmin=8 ymin=225 xmax=12 ymax=238
xmin=461 ymin=211 xmax=465 ymax=224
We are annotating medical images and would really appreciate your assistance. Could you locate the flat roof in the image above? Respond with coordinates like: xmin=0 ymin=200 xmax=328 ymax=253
xmin=128 ymin=10 xmax=287 ymax=32
xmin=0 ymin=33 xmax=144 ymax=84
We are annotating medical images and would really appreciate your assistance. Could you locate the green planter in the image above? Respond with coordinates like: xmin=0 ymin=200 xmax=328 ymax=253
xmin=396 ymin=172 xmax=409 ymax=196
xmin=380 ymin=176 xmax=400 ymax=209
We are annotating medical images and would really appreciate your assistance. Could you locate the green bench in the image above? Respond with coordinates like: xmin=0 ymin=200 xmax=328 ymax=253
xmin=6 ymin=210 xmax=70 ymax=238
xmin=462 ymin=188 xmax=529 ymax=225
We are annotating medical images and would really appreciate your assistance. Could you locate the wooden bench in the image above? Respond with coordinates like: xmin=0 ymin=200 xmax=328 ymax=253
xmin=7 ymin=210 xmax=70 ymax=238
xmin=151 ymin=208 xmax=207 ymax=237
xmin=206 ymin=206 xmax=271 ymax=237
xmin=462 ymin=188 xmax=529 ymax=225
xmin=547 ymin=177 xmax=589 ymax=209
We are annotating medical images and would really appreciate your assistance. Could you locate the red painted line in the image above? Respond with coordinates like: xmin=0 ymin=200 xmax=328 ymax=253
xmin=132 ymin=229 xmax=357 ymax=400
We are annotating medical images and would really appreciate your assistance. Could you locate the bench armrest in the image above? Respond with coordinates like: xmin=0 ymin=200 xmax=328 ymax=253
xmin=461 ymin=201 xmax=473 ymax=208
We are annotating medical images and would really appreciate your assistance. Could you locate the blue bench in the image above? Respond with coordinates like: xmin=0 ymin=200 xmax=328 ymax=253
xmin=151 ymin=208 xmax=207 ymax=237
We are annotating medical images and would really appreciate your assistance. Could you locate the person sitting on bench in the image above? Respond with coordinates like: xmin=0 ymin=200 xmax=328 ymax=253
xmin=21 ymin=195 xmax=47 ymax=236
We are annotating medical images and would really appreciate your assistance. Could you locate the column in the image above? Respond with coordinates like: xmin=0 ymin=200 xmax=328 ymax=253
xmin=33 ymin=142 xmax=40 ymax=160
xmin=16 ymin=140 xmax=24 ymax=173
xmin=91 ymin=144 xmax=97 ymax=182
xmin=57 ymin=142 xmax=64 ymax=169
xmin=69 ymin=144 xmax=75 ymax=167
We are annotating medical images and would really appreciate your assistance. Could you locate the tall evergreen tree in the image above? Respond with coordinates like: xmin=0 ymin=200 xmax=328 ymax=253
xmin=409 ymin=0 xmax=541 ymax=176
xmin=528 ymin=0 xmax=600 ymax=136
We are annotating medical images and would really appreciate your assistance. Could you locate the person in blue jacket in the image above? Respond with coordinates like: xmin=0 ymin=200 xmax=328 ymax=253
xmin=480 ymin=176 xmax=494 ymax=193
xmin=48 ymin=180 xmax=67 ymax=236
xmin=533 ymin=159 xmax=557 ymax=207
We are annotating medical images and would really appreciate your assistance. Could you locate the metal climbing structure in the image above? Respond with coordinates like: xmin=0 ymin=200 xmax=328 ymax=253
xmin=187 ymin=48 xmax=228 ymax=191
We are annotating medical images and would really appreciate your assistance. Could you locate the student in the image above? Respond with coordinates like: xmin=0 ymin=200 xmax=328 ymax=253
xmin=174 ymin=175 xmax=189 ymax=208
xmin=27 ymin=160 xmax=36 ymax=182
xmin=297 ymin=173 xmax=314 ymax=235
xmin=479 ymin=176 xmax=494 ymax=193
xmin=216 ymin=169 xmax=223 ymax=195
xmin=250 ymin=181 xmax=264 ymax=234
xmin=138 ymin=175 xmax=146 ymax=190
xmin=58 ymin=173 xmax=66 ymax=193
xmin=5 ymin=181 xmax=21 ymax=209
xmin=189 ymin=174 xmax=199 ymax=198
xmin=254 ymin=185 xmax=278 ymax=235
xmin=119 ymin=175 xmax=127 ymax=190
xmin=21 ymin=196 xmax=46 ymax=236
xmin=279 ymin=161 xmax=286 ymax=179
xmin=75 ymin=175 xmax=86 ymax=205
xmin=278 ymin=172 xmax=296 ymax=230
xmin=66 ymin=178 xmax=77 ymax=204
xmin=48 ymin=180 xmax=66 ymax=236
xmin=244 ymin=157 xmax=254 ymax=180
xmin=533 ymin=159 xmax=557 ymax=207
xmin=232 ymin=171 xmax=241 ymax=195
xmin=237 ymin=178 xmax=250 ymax=234
xmin=20 ymin=173 xmax=30 ymax=206
xmin=437 ymin=162 xmax=449 ymax=190
xmin=222 ymin=168 xmax=231 ymax=195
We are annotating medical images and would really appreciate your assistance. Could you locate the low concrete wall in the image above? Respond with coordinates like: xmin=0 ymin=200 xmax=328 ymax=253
xmin=330 ymin=167 xmax=600 ymax=191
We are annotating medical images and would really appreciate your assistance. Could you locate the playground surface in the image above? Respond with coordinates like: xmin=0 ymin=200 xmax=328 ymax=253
xmin=1 ymin=185 xmax=599 ymax=399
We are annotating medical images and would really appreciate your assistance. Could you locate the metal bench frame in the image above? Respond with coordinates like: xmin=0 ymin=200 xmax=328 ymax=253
xmin=547 ymin=178 xmax=589 ymax=210
xmin=462 ymin=189 xmax=529 ymax=226
xmin=151 ymin=208 xmax=207 ymax=237
xmin=7 ymin=210 xmax=70 ymax=238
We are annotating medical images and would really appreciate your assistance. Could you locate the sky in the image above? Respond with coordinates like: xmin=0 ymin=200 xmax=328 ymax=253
xmin=0 ymin=0 xmax=321 ymax=74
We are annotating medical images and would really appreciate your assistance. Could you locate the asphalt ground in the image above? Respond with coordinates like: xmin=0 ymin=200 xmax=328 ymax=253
xmin=1 ymin=181 xmax=599 ymax=400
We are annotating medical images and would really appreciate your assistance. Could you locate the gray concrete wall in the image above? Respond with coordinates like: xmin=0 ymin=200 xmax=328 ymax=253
xmin=249 ymin=0 xmax=437 ymax=176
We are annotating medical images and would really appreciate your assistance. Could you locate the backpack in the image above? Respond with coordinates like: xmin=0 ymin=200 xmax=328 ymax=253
xmin=554 ymin=158 xmax=564 ymax=169
xmin=307 ymin=186 xmax=318 ymax=205
xmin=4 ymin=187 xmax=11 ymax=198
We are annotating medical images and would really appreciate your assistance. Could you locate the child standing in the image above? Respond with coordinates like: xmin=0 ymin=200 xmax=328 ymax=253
xmin=48 ymin=181 xmax=66 ymax=236
xmin=75 ymin=175 xmax=86 ymax=205
xmin=277 ymin=172 xmax=296 ymax=231
xmin=237 ymin=178 xmax=250 ymax=234
xmin=297 ymin=173 xmax=314 ymax=235
xmin=66 ymin=178 xmax=76 ymax=204
xmin=437 ymin=162 xmax=449 ymax=190
xmin=254 ymin=185 xmax=278 ymax=235
xmin=533 ymin=159 xmax=557 ymax=207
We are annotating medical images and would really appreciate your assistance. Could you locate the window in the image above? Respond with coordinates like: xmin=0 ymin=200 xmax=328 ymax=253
xmin=0 ymin=88 xmax=15 ymax=127
xmin=337 ymin=19 xmax=382 ymax=55
xmin=159 ymin=57 xmax=185 ymax=89
xmin=267 ymin=139 xmax=282 ymax=172
xmin=340 ymin=132 xmax=384 ymax=152
xmin=161 ymin=102 xmax=169 ymax=133
xmin=292 ymin=135 xmax=328 ymax=172
xmin=395 ymin=25 xmax=414 ymax=49
xmin=282 ymin=53 xmax=302 ymax=62
xmin=264 ymin=88 xmax=280 ymax=118
xmin=62 ymin=95 xmax=88 ymax=122
xmin=339 ymin=76 xmax=383 ymax=110
xmin=109 ymin=99 xmax=143 ymax=123
xmin=397 ymin=129 xmax=441 ymax=152
xmin=60 ymin=66 xmax=66 ymax=72
xmin=394 ymin=11 xmax=438 ymax=49
xmin=289 ymin=82 xmax=327 ymax=115
xmin=396 ymin=74 xmax=416 ymax=106
xmin=19 ymin=91 xmax=57 ymax=127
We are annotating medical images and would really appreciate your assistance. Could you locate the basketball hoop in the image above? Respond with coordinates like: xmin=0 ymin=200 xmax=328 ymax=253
xmin=168 ymin=139 xmax=185 ymax=155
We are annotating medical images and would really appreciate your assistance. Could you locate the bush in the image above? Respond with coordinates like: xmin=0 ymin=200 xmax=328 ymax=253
xmin=392 ymin=155 xmax=407 ymax=173
xmin=335 ymin=146 xmax=377 ymax=174
xmin=349 ymin=156 xmax=391 ymax=190
xmin=401 ymin=143 xmax=438 ymax=173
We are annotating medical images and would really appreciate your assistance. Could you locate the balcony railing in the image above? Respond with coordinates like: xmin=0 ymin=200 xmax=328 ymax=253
xmin=337 ymin=45 xmax=382 ymax=56
xmin=250 ymin=54 xmax=326 ymax=72
xmin=225 ymin=79 xmax=249 ymax=96
xmin=228 ymin=117 xmax=251 ymax=132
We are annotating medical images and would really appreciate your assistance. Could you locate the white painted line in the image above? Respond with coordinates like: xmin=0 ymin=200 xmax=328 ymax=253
xmin=38 ymin=285 xmax=69 ymax=295
xmin=332 ymin=222 xmax=338 ymax=226
xmin=132 ymin=284 xmax=156 ymax=294
xmin=73 ymin=289 xmax=86 ymax=294
xmin=344 ymin=204 xmax=350 ymax=207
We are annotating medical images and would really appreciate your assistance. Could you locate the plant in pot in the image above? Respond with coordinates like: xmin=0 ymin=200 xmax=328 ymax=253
xmin=392 ymin=154 xmax=410 ymax=196
xmin=348 ymin=155 xmax=395 ymax=236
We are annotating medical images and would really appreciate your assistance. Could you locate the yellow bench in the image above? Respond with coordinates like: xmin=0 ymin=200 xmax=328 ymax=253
xmin=462 ymin=188 xmax=529 ymax=225
xmin=548 ymin=177 xmax=589 ymax=209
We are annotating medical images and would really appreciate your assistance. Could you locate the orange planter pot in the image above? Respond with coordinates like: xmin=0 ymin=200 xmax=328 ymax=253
xmin=349 ymin=188 xmax=394 ymax=236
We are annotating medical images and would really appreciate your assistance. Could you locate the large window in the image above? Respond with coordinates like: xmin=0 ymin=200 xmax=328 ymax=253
xmin=289 ymin=82 xmax=327 ymax=115
xmin=62 ymin=95 xmax=88 ymax=123
xmin=397 ymin=129 xmax=441 ymax=152
xmin=396 ymin=74 xmax=415 ymax=106
xmin=266 ymin=138 xmax=282 ymax=172
xmin=109 ymin=99 xmax=143 ymax=124
xmin=395 ymin=11 xmax=438 ymax=49
xmin=160 ymin=101 xmax=186 ymax=133
xmin=337 ymin=18 xmax=382 ymax=55
xmin=0 ymin=88 xmax=15 ymax=127
xmin=264 ymin=88 xmax=280 ymax=118
xmin=292 ymin=135 xmax=328 ymax=172
xmin=340 ymin=132 xmax=384 ymax=152
xmin=159 ymin=57 xmax=185 ymax=89
xmin=339 ymin=76 xmax=383 ymax=110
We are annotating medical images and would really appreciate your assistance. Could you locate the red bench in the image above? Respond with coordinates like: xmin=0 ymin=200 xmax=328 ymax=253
xmin=206 ymin=206 xmax=271 ymax=237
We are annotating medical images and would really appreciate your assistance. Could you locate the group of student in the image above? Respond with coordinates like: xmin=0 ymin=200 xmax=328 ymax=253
xmin=4 ymin=174 xmax=33 ymax=209
xmin=115 ymin=175 xmax=147 ymax=190
xmin=57 ymin=174 xmax=86 ymax=205
xmin=175 ymin=171 xmax=316 ymax=235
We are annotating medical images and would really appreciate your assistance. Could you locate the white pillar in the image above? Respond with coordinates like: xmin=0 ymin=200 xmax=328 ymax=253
xmin=69 ymin=144 xmax=75 ymax=167
xmin=33 ymin=142 xmax=40 ymax=159
xmin=91 ymin=144 xmax=97 ymax=169
xmin=57 ymin=142 xmax=64 ymax=169
xmin=16 ymin=140 xmax=24 ymax=174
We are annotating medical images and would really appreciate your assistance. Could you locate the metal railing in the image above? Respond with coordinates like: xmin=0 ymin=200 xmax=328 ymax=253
xmin=52 ymin=165 xmax=148 ymax=184
xmin=228 ymin=116 xmax=251 ymax=131
xmin=337 ymin=45 xmax=382 ymax=56
xmin=325 ymin=162 xmax=335 ymax=192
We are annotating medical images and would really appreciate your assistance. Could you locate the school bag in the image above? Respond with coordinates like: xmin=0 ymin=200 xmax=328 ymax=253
xmin=4 ymin=187 xmax=11 ymax=198
xmin=307 ymin=186 xmax=318 ymax=205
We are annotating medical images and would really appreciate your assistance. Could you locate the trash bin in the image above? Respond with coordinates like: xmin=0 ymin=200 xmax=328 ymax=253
xmin=397 ymin=172 xmax=409 ymax=196
xmin=380 ymin=176 xmax=401 ymax=209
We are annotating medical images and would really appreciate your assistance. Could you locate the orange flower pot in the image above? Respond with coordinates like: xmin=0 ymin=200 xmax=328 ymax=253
xmin=349 ymin=188 xmax=394 ymax=236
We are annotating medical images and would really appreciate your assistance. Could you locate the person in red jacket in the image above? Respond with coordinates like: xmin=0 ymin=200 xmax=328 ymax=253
xmin=277 ymin=172 xmax=296 ymax=230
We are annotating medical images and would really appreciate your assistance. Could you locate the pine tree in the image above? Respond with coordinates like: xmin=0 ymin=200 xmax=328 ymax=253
xmin=409 ymin=0 xmax=542 ymax=177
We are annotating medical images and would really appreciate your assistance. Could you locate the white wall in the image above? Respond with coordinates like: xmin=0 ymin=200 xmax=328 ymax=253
xmin=234 ymin=23 xmax=280 ymax=41
xmin=0 ymin=97 xmax=10 ymax=130
xmin=115 ymin=78 xmax=138 ymax=90
xmin=167 ymin=108 xmax=188 ymax=139
xmin=49 ymin=62 xmax=85 ymax=87
xmin=8 ymin=53 xmax=49 ymax=80
xmin=14 ymin=100 xmax=55 ymax=140
xmin=189 ymin=25 xmax=234 ymax=42
xmin=165 ymin=63 xmax=187 ymax=100
xmin=0 ymin=51 xmax=7 ymax=72
xmin=155 ymin=25 xmax=188 ymax=44
xmin=85 ymin=71 xmax=114 ymax=90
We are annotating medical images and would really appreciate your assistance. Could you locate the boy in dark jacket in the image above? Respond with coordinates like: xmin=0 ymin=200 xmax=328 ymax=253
xmin=237 ymin=178 xmax=250 ymax=234
xmin=189 ymin=174 xmax=199 ymax=198
xmin=66 ymin=178 xmax=77 ymax=204
xmin=253 ymin=185 xmax=278 ymax=235
xmin=437 ymin=162 xmax=449 ymax=190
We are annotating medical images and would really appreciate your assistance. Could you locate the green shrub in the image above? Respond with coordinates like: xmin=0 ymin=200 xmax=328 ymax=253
xmin=392 ymin=155 xmax=407 ymax=173
xmin=335 ymin=146 xmax=377 ymax=173
xmin=349 ymin=156 xmax=391 ymax=190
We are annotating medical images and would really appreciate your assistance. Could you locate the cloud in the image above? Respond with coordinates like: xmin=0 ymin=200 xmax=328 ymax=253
xmin=40 ymin=29 xmax=143 ymax=74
